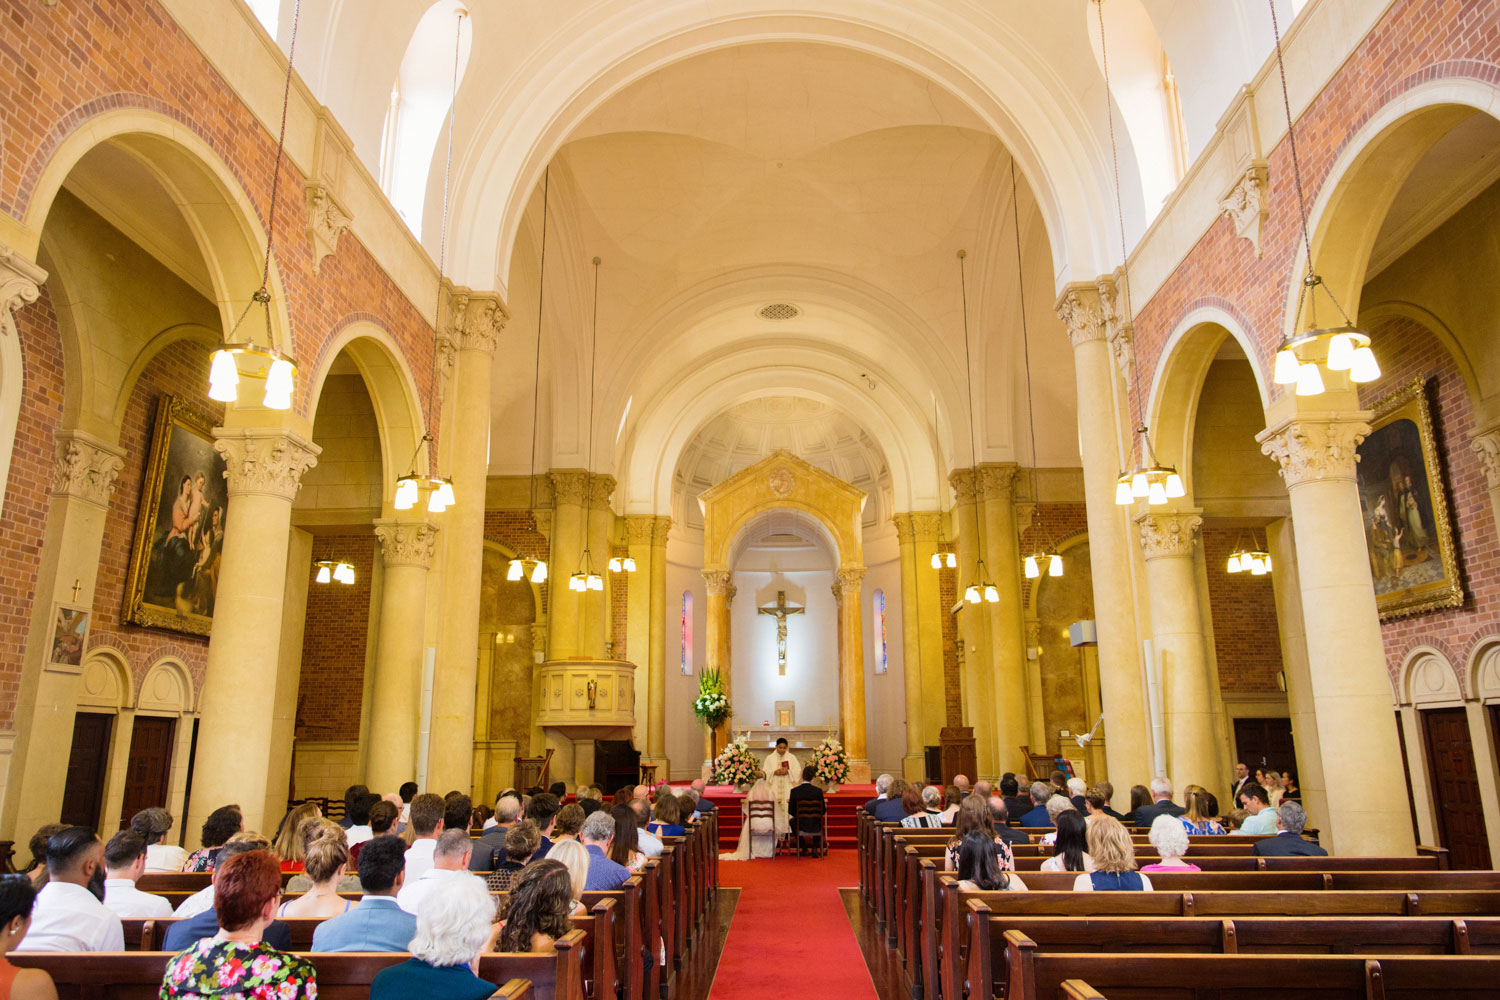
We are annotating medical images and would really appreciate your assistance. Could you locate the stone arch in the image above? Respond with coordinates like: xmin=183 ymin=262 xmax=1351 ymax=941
xmin=1399 ymin=645 xmax=1465 ymax=708
xmin=138 ymin=657 xmax=198 ymax=715
xmin=77 ymin=647 xmax=135 ymax=712
xmin=108 ymin=324 xmax=223 ymax=432
xmin=1023 ymin=529 xmax=1091 ymax=614
xmin=1355 ymin=300 xmax=1482 ymax=405
xmin=0 ymin=288 xmax=26 ymax=519
xmin=1468 ymin=637 xmax=1500 ymax=704
xmin=701 ymin=450 xmax=865 ymax=573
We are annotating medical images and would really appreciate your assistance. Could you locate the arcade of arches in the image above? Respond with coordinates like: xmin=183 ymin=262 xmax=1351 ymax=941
xmin=3 ymin=0 xmax=1500 ymax=869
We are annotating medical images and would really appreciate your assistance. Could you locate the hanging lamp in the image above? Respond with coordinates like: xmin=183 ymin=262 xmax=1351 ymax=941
xmin=208 ymin=0 xmax=302 ymax=408
xmin=1226 ymin=529 xmax=1273 ymax=576
xmin=571 ymin=257 xmax=605 ymax=594
xmin=928 ymin=397 xmax=959 ymax=571
xmin=1265 ymin=0 xmax=1380 ymax=395
xmin=956 ymin=250 xmax=1000 ymax=605
xmin=394 ymin=7 xmax=468 ymax=513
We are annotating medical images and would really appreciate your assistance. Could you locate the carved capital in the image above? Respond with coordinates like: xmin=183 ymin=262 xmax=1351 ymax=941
xmin=374 ymin=518 xmax=439 ymax=569
xmin=445 ymin=285 xmax=509 ymax=356
xmin=50 ymin=431 xmax=124 ymax=507
xmin=1096 ymin=273 xmax=1134 ymax=382
xmin=836 ymin=566 xmax=866 ymax=593
xmin=304 ymin=185 xmax=352 ymax=275
xmin=831 ymin=582 xmax=843 ymax=608
xmin=213 ymin=428 xmax=320 ymax=501
xmin=976 ymin=463 xmax=1019 ymax=502
xmin=549 ymin=470 xmax=590 ymax=507
xmin=949 ymin=468 xmax=980 ymax=505
xmin=1219 ymin=162 xmax=1269 ymax=258
xmin=652 ymin=515 xmax=672 ymax=546
xmin=1472 ymin=428 xmax=1500 ymax=492
xmin=1055 ymin=283 xmax=1106 ymax=349
xmin=1136 ymin=510 xmax=1203 ymax=560
xmin=0 ymin=244 xmax=47 ymax=338
xmin=725 ymin=584 xmax=738 ymax=607
xmin=587 ymin=473 xmax=616 ymax=506
xmin=1256 ymin=415 xmax=1370 ymax=489
xmin=702 ymin=569 xmax=734 ymax=596
xmin=624 ymin=514 xmax=657 ymax=545
xmin=910 ymin=510 xmax=942 ymax=542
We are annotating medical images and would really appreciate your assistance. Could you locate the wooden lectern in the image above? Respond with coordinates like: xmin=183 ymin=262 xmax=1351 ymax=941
xmin=939 ymin=726 xmax=977 ymax=785
xmin=514 ymin=748 xmax=554 ymax=791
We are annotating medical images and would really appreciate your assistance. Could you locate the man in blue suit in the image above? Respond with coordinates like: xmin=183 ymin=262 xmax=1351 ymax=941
xmin=162 ymin=839 xmax=291 ymax=951
xmin=1250 ymin=802 xmax=1328 ymax=858
xmin=311 ymin=835 xmax=417 ymax=952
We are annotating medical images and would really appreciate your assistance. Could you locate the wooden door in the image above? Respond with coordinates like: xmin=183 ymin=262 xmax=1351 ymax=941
xmin=1420 ymin=707 xmax=1492 ymax=869
xmin=119 ymin=716 xmax=176 ymax=828
xmin=61 ymin=713 xmax=113 ymax=829
xmin=1231 ymin=717 xmax=1297 ymax=781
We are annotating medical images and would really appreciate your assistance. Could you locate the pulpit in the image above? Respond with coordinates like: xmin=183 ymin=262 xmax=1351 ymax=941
xmin=939 ymin=726 xmax=977 ymax=785
xmin=514 ymin=748 xmax=554 ymax=790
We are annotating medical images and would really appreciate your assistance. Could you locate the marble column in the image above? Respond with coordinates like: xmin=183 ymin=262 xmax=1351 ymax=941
xmin=189 ymin=427 xmax=319 ymax=837
xmin=1266 ymin=518 xmax=1329 ymax=834
xmin=366 ymin=518 xmax=439 ymax=794
xmin=625 ymin=516 xmax=655 ymax=751
xmin=949 ymin=469 xmax=996 ymax=778
xmin=5 ymin=430 xmax=124 ymax=841
xmin=979 ymin=464 xmax=1029 ymax=777
xmin=1056 ymin=284 xmax=1152 ymax=786
xmin=647 ymin=518 xmax=670 ymax=762
xmin=1258 ymin=410 xmax=1415 ymax=855
xmin=427 ymin=288 xmax=505 ymax=796
xmin=893 ymin=513 xmax=942 ymax=780
xmin=584 ymin=476 xmax=616 ymax=658
xmin=702 ymin=569 xmax=733 ymax=760
xmin=1136 ymin=509 xmax=1219 ymax=795
xmin=549 ymin=471 xmax=590 ymax=660
xmin=835 ymin=566 xmax=870 ymax=780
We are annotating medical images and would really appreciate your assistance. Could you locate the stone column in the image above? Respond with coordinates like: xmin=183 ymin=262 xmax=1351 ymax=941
xmin=427 ymin=289 xmax=505 ymax=796
xmin=1472 ymin=426 xmax=1500 ymax=545
xmin=584 ymin=475 xmax=616 ymax=658
xmin=1265 ymin=518 xmax=1329 ymax=835
xmin=979 ymin=464 xmax=1029 ymax=776
xmin=549 ymin=471 xmax=590 ymax=660
xmin=189 ymin=428 xmax=318 ymax=837
xmin=5 ymin=431 xmax=124 ymax=841
xmin=1136 ymin=509 xmax=1219 ymax=794
xmin=1258 ymin=410 xmax=1415 ymax=855
xmin=366 ymin=518 xmax=439 ymax=794
xmin=949 ymin=469 xmax=997 ymax=778
xmin=702 ymin=569 xmax=733 ymax=760
xmin=893 ymin=514 xmax=927 ymax=779
xmin=1056 ymin=284 xmax=1152 ymax=786
xmin=648 ymin=518 xmax=671 ymax=762
xmin=836 ymin=566 xmax=870 ymax=780
xmin=625 ymin=516 xmax=655 ymax=750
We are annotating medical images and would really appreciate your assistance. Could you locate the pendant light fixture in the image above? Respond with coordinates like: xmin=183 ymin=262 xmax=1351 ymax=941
xmin=956 ymin=250 xmax=999 ymax=605
xmin=1008 ymin=160 xmax=1063 ymax=580
xmin=507 ymin=168 xmax=554 ymax=585
xmin=1266 ymin=0 xmax=1379 ymax=395
xmin=394 ymin=6 xmax=467 ymax=513
xmin=1092 ymin=1 xmax=1184 ymax=508
xmin=929 ymin=396 xmax=959 ymax=571
xmin=1226 ymin=529 xmax=1273 ymax=576
xmin=570 ymin=256 xmax=605 ymax=594
xmin=208 ymin=0 xmax=302 ymax=409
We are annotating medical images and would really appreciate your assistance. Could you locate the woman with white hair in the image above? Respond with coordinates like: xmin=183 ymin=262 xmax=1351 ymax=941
xmin=899 ymin=785 xmax=945 ymax=828
xmin=370 ymin=870 xmax=501 ymax=1000
xmin=1141 ymin=814 xmax=1201 ymax=872
xmin=545 ymin=839 xmax=590 ymax=915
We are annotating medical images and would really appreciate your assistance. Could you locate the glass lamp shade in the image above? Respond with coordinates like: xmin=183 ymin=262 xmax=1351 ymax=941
xmin=208 ymin=350 xmax=240 ymax=402
xmin=1325 ymin=332 xmax=1355 ymax=371
xmin=983 ymin=584 xmax=1000 ymax=603
xmin=569 ymin=574 xmax=586 ymax=592
xmin=338 ymin=562 xmax=356 ymax=584
xmin=1115 ymin=479 xmax=1134 ymax=505
xmin=1295 ymin=362 xmax=1325 ymax=396
xmin=1048 ymin=554 xmax=1063 ymax=577
xmin=394 ymin=478 xmax=419 ymax=510
xmin=506 ymin=559 xmax=524 ymax=581
xmin=1147 ymin=480 xmax=1168 ymax=505
xmin=623 ymin=556 xmax=637 ymax=572
xmin=945 ymin=552 xmax=956 ymax=568
xmin=587 ymin=573 xmax=604 ymax=591
xmin=930 ymin=552 xmax=942 ymax=569
xmin=1273 ymin=346 xmax=1300 ymax=385
xmin=1263 ymin=554 xmax=1274 ymax=572
xmin=262 ymin=357 xmax=295 ymax=410
xmin=608 ymin=557 xmax=622 ymax=572
xmin=1227 ymin=554 xmax=1241 ymax=573
xmin=1164 ymin=472 xmax=1185 ymax=499
xmin=1349 ymin=346 xmax=1380 ymax=383
xmin=1024 ymin=555 xmax=1040 ymax=579
xmin=1131 ymin=472 xmax=1149 ymax=498
xmin=314 ymin=564 xmax=332 ymax=584
xmin=530 ymin=561 xmax=548 ymax=583
xmin=964 ymin=585 xmax=981 ymax=604
xmin=1249 ymin=557 xmax=1267 ymax=576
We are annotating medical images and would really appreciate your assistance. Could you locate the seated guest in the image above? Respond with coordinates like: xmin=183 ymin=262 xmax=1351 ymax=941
xmin=580 ymin=811 xmax=630 ymax=890
xmin=497 ymin=860 xmax=572 ymax=953
xmin=174 ymin=834 xmax=271 ymax=919
xmin=646 ymin=792 xmax=687 ymax=839
xmin=470 ymin=794 xmax=520 ymax=870
xmin=908 ymin=786 xmax=946 ymax=828
xmin=1132 ymin=777 xmax=1186 ymax=828
xmin=312 ymin=835 xmax=416 ymax=952
xmin=371 ymin=871 xmax=499 ymax=1000
xmin=1039 ymin=795 xmax=1075 ymax=840
xmin=628 ymin=799 xmax=664 ymax=857
xmin=938 ymin=785 xmax=962 ymax=825
xmin=1225 ymin=808 xmax=1248 ymax=832
xmin=130 ymin=808 xmax=187 ymax=874
xmin=552 ymin=803 xmax=585 ymax=842
xmin=1251 ymin=801 xmax=1328 ymax=857
xmin=1237 ymin=783 xmax=1278 ymax=835
xmin=1094 ymin=782 xmax=1126 ymax=821
xmin=953 ymin=774 xmax=971 ymax=796
xmin=954 ymin=831 xmax=1027 ymax=892
xmin=872 ymin=779 xmax=910 ymax=823
xmin=545 ymin=840 xmax=590 ymax=916
xmin=0 ymin=874 xmax=57 ymax=999
xmin=487 ymin=821 xmax=540 ymax=892
xmin=279 ymin=832 xmax=354 ymax=919
xmin=1039 ymin=810 xmax=1092 ymax=873
xmin=160 ymin=851 xmax=316 ymax=1000
xmin=676 ymin=793 xmax=697 ymax=825
xmin=973 ymin=779 xmax=993 ymax=800
xmin=987 ymin=797 xmax=1031 ymax=848
xmin=15 ymin=827 xmax=122 ymax=952
xmin=164 ymin=838 xmax=292 ymax=951
xmin=1143 ymin=815 xmax=1200 ymax=871
xmin=1280 ymin=771 xmax=1301 ymax=802
xmin=1082 ymin=788 xmax=1109 ymax=820
xmin=524 ymin=793 xmax=561 ymax=860
xmin=1122 ymin=784 xmax=1150 ymax=825
xmin=1017 ymin=782 xmax=1054 ymax=828
xmin=690 ymin=779 xmax=715 ymax=812
xmin=1073 ymin=816 xmax=1153 ymax=892
xmin=1049 ymin=769 xmax=1069 ymax=797
xmin=895 ymin=785 xmax=927 ymax=828
xmin=22 ymin=825 xmax=66 ymax=891
xmin=337 ymin=785 xmax=369 ymax=831
xmin=270 ymin=802 xmax=321 ymax=872
xmin=1066 ymin=777 xmax=1088 ymax=812
xmin=352 ymin=799 xmax=400 ymax=865
xmin=444 ymin=793 xmax=474 ymax=839
xmin=580 ymin=798 xmax=603 ymax=818
xmin=287 ymin=820 xmax=362 ymax=893
xmin=400 ymin=829 xmax=474 ymax=915
xmin=1264 ymin=769 xmax=1286 ymax=807
xmin=182 ymin=806 xmax=241 ymax=873
xmin=1000 ymin=776 xmax=1028 ymax=821
xmin=548 ymin=781 xmax=568 ymax=799
xmin=788 ymin=766 xmax=827 ymax=835
xmin=944 ymin=796 xmax=1014 ymax=873
xmin=101 ymin=830 xmax=172 ymax=919
xmin=1180 ymin=790 xmax=1226 ymax=835
xmin=405 ymin=793 xmax=447 ymax=879
xmin=345 ymin=793 xmax=378 ymax=847
xmin=611 ymin=805 xmax=648 ymax=872
xmin=862 ymin=774 xmax=893 ymax=815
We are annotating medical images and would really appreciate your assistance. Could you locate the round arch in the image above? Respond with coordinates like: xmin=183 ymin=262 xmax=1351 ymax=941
xmin=479 ymin=539 xmax=548 ymax=633
xmin=1467 ymin=636 xmax=1500 ymax=704
xmin=78 ymin=646 xmax=135 ymax=712
xmin=699 ymin=450 xmax=864 ymax=572
xmin=1398 ymin=644 xmax=1465 ymax=708
xmin=106 ymin=324 xmax=223 ymax=432
xmin=1354 ymin=300 xmax=1483 ymax=405
xmin=138 ymin=656 xmax=199 ymax=715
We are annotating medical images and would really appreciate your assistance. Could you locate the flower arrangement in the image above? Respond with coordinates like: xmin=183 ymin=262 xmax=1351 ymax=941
xmin=692 ymin=668 xmax=731 ymax=728
xmin=712 ymin=739 xmax=760 ymax=788
xmin=811 ymin=736 xmax=851 ymax=785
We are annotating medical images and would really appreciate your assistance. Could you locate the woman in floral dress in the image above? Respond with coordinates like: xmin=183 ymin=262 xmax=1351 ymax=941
xmin=181 ymin=805 xmax=243 ymax=874
xmin=160 ymin=850 xmax=316 ymax=1000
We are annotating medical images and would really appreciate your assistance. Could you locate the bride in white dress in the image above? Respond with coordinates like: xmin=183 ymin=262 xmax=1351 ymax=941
xmin=720 ymin=776 xmax=777 ymax=860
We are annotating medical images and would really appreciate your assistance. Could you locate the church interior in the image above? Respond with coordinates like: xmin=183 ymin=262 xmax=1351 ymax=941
xmin=5 ymin=0 xmax=1500 ymax=992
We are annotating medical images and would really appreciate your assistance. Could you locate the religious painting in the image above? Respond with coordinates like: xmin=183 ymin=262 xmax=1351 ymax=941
xmin=1355 ymin=377 xmax=1462 ymax=620
xmin=122 ymin=395 xmax=228 ymax=636
xmin=48 ymin=604 xmax=90 ymax=669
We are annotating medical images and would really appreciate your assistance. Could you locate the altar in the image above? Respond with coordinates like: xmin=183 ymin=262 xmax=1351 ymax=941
xmin=731 ymin=723 xmax=838 ymax=755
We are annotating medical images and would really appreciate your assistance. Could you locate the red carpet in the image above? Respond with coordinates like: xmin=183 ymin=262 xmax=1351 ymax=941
xmin=710 ymin=852 xmax=877 ymax=1000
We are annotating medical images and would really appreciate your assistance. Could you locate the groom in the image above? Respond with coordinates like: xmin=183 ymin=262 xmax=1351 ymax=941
xmin=765 ymin=737 xmax=800 ymax=838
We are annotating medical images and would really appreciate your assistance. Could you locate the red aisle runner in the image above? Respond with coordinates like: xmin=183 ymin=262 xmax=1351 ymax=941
xmin=709 ymin=852 xmax=878 ymax=1000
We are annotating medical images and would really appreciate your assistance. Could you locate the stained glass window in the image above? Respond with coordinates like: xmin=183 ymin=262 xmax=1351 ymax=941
xmin=680 ymin=591 xmax=693 ymax=674
xmin=873 ymin=589 xmax=888 ymax=674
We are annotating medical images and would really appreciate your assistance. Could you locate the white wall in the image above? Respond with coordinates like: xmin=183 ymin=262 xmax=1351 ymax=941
xmin=861 ymin=553 xmax=907 ymax=777
xmin=664 ymin=553 xmax=709 ymax=779
xmin=729 ymin=560 xmax=839 ymax=732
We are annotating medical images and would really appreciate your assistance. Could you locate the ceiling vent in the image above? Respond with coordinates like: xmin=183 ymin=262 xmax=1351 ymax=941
xmin=758 ymin=302 xmax=800 ymax=321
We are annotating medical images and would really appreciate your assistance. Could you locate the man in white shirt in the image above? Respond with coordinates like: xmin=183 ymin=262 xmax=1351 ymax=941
xmin=403 ymin=792 xmax=445 ymax=881
xmin=17 ymin=826 xmax=124 ymax=952
xmin=1238 ymin=783 xmax=1279 ymax=835
xmin=101 ymin=831 xmax=171 ymax=920
xmin=130 ymin=808 xmax=188 ymax=874
xmin=397 ymin=830 xmax=473 ymax=914
xmin=628 ymin=799 xmax=663 ymax=857
xmin=345 ymin=793 xmax=377 ymax=848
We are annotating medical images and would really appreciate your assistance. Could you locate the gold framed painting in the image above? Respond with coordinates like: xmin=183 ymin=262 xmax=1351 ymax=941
xmin=1355 ymin=377 xmax=1463 ymax=620
xmin=122 ymin=395 xmax=227 ymax=636
xmin=48 ymin=603 xmax=90 ymax=669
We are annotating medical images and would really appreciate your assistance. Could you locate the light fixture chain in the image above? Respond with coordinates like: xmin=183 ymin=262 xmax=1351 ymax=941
xmin=1008 ymin=158 xmax=1051 ymax=553
xmin=956 ymin=250 xmax=986 ymax=565
xmin=528 ymin=169 xmax=551 ymax=516
xmin=259 ymin=0 xmax=301 ymax=295
xmin=1093 ymin=0 xmax=1140 ymax=413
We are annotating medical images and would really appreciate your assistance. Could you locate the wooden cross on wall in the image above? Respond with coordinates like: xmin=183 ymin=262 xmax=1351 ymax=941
xmin=757 ymin=590 xmax=805 ymax=676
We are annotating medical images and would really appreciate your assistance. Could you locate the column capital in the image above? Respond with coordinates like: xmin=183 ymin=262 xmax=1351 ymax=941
xmin=1054 ymin=282 xmax=1107 ymax=348
xmin=652 ymin=515 xmax=672 ymax=546
xmin=443 ymin=283 xmax=510 ymax=356
xmin=836 ymin=566 xmax=866 ymax=593
xmin=702 ymin=569 xmax=733 ymax=596
xmin=213 ymin=428 xmax=320 ymax=500
xmin=548 ymin=470 xmax=615 ymax=507
xmin=1135 ymin=509 xmax=1203 ymax=560
xmin=1471 ymin=425 xmax=1500 ymax=491
xmin=976 ymin=463 xmax=1019 ymax=502
xmin=624 ymin=514 xmax=656 ymax=545
xmin=1095 ymin=272 xmax=1134 ymax=382
xmin=50 ymin=430 xmax=125 ymax=508
xmin=0 ymin=243 xmax=47 ymax=337
xmin=832 ymin=582 xmax=843 ymax=608
xmin=949 ymin=467 xmax=979 ymax=505
xmin=1256 ymin=413 xmax=1371 ymax=488
xmin=374 ymin=518 xmax=440 ymax=569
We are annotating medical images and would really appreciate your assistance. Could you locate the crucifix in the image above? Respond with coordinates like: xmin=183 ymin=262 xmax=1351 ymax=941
xmin=757 ymin=590 xmax=804 ymax=676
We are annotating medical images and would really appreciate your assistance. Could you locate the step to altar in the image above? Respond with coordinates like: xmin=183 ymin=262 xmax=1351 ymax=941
xmin=701 ymin=783 xmax=876 ymax=850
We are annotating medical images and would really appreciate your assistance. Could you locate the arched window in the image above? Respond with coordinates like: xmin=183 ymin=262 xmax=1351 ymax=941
xmin=873 ymin=589 xmax=888 ymax=675
xmin=379 ymin=1 xmax=473 ymax=236
xmin=245 ymin=0 xmax=279 ymax=35
xmin=680 ymin=591 xmax=694 ymax=675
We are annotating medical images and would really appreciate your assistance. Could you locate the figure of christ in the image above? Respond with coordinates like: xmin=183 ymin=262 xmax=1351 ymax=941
xmin=765 ymin=737 xmax=800 ymax=838
xmin=757 ymin=590 xmax=805 ymax=676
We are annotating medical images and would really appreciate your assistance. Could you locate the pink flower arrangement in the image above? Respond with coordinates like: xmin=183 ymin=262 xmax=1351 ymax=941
xmin=812 ymin=737 xmax=850 ymax=784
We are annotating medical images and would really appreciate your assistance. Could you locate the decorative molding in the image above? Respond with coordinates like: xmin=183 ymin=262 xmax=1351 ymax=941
xmin=725 ymin=584 xmax=738 ymax=607
xmin=1218 ymin=161 xmax=1269 ymax=258
xmin=768 ymin=465 xmax=795 ymax=498
xmin=1095 ymin=273 xmax=1134 ymax=382
xmin=445 ymin=284 xmax=510 ymax=356
xmin=1054 ymin=283 xmax=1106 ymax=349
xmin=1471 ymin=427 xmax=1500 ymax=492
xmin=976 ymin=463 xmax=1019 ymax=502
xmin=624 ymin=514 xmax=657 ymax=545
xmin=549 ymin=470 xmax=590 ymax=507
xmin=212 ymin=428 xmax=320 ymax=501
xmin=652 ymin=515 xmax=672 ymax=546
xmin=831 ymin=582 xmax=843 ymax=608
xmin=50 ymin=431 xmax=124 ymax=508
xmin=1136 ymin=509 xmax=1203 ymax=560
xmin=836 ymin=566 xmax=866 ymax=592
xmin=373 ymin=518 xmax=439 ymax=569
xmin=1256 ymin=414 xmax=1371 ymax=489
xmin=702 ymin=570 xmax=733 ymax=596
xmin=910 ymin=511 xmax=942 ymax=542
xmin=587 ymin=473 xmax=616 ymax=506
xmin=0 ymin=244 xmax=47 ymax=339
xmin=948 ymin=468 xmax=980 ymax=505
xmin=304 ymin=185 xmax=351 ymax=275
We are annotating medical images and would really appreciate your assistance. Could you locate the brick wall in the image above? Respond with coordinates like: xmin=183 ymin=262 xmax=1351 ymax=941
xmin=482 ymin=510 xmax=550 ymax=623
xmin=294 ymin=534 xmax=374 ymax=741
xmin=1201 ymin=526 xmax=1283 ymax=694
xmin=1019 ymin=503 xmax=1089 ymax=557
xmin=938 ymin=550 xmax=960 ymax=726
xmin=610 ymin=543 xmax=628 ymax=660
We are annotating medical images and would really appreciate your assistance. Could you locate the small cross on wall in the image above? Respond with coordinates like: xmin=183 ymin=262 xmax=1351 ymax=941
xmin=70 ymin=579 xmax=82 ymax=602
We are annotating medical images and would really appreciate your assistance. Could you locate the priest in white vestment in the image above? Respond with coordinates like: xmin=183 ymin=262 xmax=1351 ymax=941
xmin=765 ymin=738 xmax=800 ymax=838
